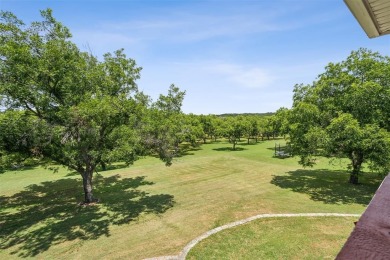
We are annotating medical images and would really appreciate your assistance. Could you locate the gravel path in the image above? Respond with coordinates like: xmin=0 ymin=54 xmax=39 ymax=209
xmin=144 ymin=213 xmax=360 ymax=260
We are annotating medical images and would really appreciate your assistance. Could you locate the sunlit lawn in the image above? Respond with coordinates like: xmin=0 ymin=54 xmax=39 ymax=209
xmin=0 ymin=139 xmax=382 ymax=259
xmin=187 ymin=216 xmax=358 ymax=260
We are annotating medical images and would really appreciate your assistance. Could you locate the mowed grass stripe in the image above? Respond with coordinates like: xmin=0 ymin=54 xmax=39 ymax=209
xmin=0 ymin=140 xmax=381 ymax=259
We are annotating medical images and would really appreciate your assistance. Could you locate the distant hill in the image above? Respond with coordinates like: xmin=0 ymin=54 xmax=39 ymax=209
xmin=217 ymin=112 xmax=275 ymax=117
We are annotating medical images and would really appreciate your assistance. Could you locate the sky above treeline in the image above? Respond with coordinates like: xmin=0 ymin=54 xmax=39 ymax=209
xmin=1 ymin=0 xmax=390 ymax=115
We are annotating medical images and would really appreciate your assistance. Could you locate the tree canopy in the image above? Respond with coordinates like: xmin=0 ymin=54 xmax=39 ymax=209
xmin=0 ymin=9 xmax=184 ymax=203
xmin=289 ymin=48 xmax=390 ymax=184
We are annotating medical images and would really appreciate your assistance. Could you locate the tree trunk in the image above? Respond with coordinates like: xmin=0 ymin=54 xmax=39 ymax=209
xmin=233 ymin=141 xmax=236 ymax=150
xmin=174 ymin=141 xmax=180 ymax=154
xmin=81 ymin=168 xmax=95 ymax=203
xmin=349 ymin=151 xmax=363 ymax=185
xmin=247 ymin=138 xmax=250 ymax=144
xmin=349 ymin=171 xmax=359 ymax=184
xmin=100 ymin=161 xmax=107 ymax=171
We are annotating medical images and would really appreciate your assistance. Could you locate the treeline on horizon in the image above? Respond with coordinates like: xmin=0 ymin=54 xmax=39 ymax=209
xmin=216 ymin=112 xmax=275 ymax=117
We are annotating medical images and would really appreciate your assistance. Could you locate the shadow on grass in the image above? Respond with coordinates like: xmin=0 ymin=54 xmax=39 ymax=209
xmin=213 ymin=147 xmax=246 ymax=152
xmin=175 ymin=146 xmax=202 ymax=158
xmin=0 ymin=175 xmax=174 ymax=257
xmin=98 ymin=163 xmax=129 ymax=172
xmin=66 ymin=162 xmax=146 ymax=176
xmin=240 ymin=141 xmax=263 ymax=146
xmin=1 ymin=164 xmax=41 ymax=174
xmin=271 ymin=169 xmax=381 ymax=205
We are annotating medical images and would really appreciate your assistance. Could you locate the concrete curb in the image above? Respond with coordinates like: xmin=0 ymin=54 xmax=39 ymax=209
xmin=144 ymin=213 xmax=360 ymax=260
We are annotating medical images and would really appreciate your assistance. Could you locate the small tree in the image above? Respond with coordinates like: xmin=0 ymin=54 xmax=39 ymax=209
xmin=274 ymin=107 xmax=290 ymax=139
xmin=199 ymin=114 xmax=217 ymax=143
xmin=183 ymin=114 xmax=204 ymax=146
xmin=243 ymin=116 xmax=259 ymax=144
xmin=142 ymin=85 xmax=186 ymax=162
xmin=225 ymin=116 xmax=245 ymax=150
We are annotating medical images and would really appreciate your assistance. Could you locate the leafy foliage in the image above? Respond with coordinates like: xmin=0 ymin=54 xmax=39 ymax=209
xmin=0 ymin=9 xmax=185 ymax=202
xmin=288 ymin=49 xmax=390 ymax=183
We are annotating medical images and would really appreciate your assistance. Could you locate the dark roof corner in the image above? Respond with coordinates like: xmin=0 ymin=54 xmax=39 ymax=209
xmin=336 ymin=174 xmax=390 ymax=259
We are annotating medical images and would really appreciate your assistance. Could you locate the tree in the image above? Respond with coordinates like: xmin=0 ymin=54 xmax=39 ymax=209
xmin=154 ymin=84 xmax=185 ymax=115
xmin=0 ymin=111 xmax=50 ymax=171
xmin=257 ymin=117 xmax=267 ymax=141
xmin=326 ymin=114 xmax=390 ymax=183
xmin=243 ymin=115 xmax=260 ymax=144
xmin=274 ymin=107 xmax=290 ymax=138
xmin=182 ymin=114 xmax=204 ymax=146
xmin=225 ymin=116 xmax=245 ymax=150
xmin=142 ymin=84 xmax=186 ymax=163
xmin=0 ymin=9 xmax=182 ymax=203
xmin=263 ymin=116 xmax=278 ymax=140
xmin=199 ymin=114 xmax=217 ymax=143
xmin=212 ymin=116 xmax=225 ymax=142
xmin=289 ymin=48 xmax=390 ymax=184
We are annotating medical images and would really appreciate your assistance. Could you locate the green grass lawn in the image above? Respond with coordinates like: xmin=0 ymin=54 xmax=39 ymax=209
xmin=187 ymin=216 xmax=358 ymax=260
xmin=0 ymin=139 xmax=382 ymax=259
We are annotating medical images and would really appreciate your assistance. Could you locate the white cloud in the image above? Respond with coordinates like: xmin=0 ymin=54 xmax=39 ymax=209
xmin=210 ymin=63 xmax=275 ymax=89
xmin=92 ymin=9 xmax=301 ymax=44
xmin=69 ymin=3 xmax=345 ymax=56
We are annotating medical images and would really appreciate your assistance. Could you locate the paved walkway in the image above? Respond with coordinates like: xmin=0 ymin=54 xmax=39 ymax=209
xmin=144 ymin=213 xmax=360 ymax=260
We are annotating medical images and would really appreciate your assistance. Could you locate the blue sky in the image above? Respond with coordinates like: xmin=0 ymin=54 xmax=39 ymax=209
xmin=1 ymin=0 xmax=390 ymax=114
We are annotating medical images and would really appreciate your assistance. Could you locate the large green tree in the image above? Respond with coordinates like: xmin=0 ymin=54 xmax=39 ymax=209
xmin=0 ymin=9 xmax=181 ymax=203
xmin=289 ymin=48 xmax=390 ymax=184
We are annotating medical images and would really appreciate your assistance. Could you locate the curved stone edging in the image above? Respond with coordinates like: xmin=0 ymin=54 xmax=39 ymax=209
xmin=145 ymin=213 xmax=361 ymax=260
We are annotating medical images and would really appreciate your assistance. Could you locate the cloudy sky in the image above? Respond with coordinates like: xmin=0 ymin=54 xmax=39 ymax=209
xmin=2 ymin=0 xmax=390 ymax=114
